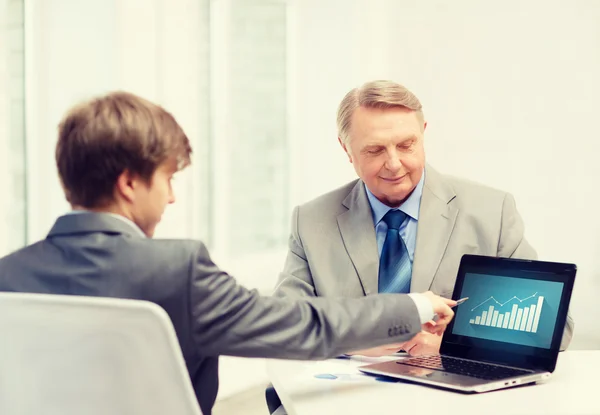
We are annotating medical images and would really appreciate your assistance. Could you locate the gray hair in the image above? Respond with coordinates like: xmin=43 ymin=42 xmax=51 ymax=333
xmin=337 ymin=80 xmax=424 ymax=143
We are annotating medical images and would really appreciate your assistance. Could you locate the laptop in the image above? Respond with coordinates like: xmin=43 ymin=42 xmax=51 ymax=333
xmin=359 ymin=254 xmax=576 ymax=392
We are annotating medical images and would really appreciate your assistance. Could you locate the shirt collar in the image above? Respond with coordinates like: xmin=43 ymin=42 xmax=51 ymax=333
xmin=365 ymin=170 xmax=425 ymax=226
xmin=65 ymin=210 xmax=147 ymax=238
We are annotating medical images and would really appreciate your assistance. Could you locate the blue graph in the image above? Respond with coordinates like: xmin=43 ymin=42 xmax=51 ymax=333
xmin=452 ymin=273 xmax=564 ymax=349
xmin=468 ymin=292 xmax=544 ymax=333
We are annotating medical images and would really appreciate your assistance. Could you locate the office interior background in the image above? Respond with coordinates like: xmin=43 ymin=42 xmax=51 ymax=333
xmin=1 ymin=0 xmax=599 ymax=408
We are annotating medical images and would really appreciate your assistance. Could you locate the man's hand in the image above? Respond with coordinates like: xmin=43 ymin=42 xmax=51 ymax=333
xmin=421 ymin=291 xmax=456 ymax=334
xmin=349 ymin=291 xmax=455 ymax=357
xmin=398 ymin=331 xmax=443 ymax=356
xmin=347 ymin=343 xmax=406 ymax=357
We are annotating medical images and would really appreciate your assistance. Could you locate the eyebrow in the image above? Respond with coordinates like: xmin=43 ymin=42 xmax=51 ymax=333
xmin=397 ymin=136 xmax=417 ymax=144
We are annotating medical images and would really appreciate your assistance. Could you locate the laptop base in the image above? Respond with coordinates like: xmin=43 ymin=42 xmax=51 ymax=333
xmin=359 ymin=357 xmax=549 ymax=393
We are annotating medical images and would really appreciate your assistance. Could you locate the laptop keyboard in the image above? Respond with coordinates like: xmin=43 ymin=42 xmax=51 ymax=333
xmin=398 ymin=355 xmax=533 ymax=381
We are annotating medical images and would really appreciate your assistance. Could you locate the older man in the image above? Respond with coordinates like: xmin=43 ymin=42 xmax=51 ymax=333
xmin=274 ymin=80 xmax=573 ymax=357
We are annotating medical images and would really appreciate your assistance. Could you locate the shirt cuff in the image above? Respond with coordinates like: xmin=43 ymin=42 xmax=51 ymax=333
xmin=408 ymin=293 xmax=435 ymax=324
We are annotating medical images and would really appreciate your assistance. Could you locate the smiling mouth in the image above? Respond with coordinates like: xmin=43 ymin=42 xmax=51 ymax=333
xmin=381 ymin=175 xmax=406 ymax=183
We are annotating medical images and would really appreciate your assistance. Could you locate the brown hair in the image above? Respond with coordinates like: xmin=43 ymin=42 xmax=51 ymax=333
xmin=337 ymin=80 xmax=424 ymax=143
xmin=56 ymin=91 xmax=192 ymax=207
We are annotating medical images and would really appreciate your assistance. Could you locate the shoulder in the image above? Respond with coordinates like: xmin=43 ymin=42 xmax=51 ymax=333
xmin=123 ymin=238 xmax=208 ymax=265
xmin=3 ymin=237 xmax=208 ymax=268
xmin=0 ymin=237 xmax=211 ymax=294
xmin=426 ymin=165 xmax=510 ymax=209
xmin=444 ymin=174 xmax=509 ymax=204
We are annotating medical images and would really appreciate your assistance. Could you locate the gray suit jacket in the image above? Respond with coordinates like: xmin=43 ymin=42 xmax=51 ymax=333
xmin=275 ymin=165 xmax=574 ymax=349
xmin=0 ymin=213 xmax=423 ymax=415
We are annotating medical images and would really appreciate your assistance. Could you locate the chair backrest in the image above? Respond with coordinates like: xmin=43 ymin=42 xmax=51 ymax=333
xmin=0 ymin=292 xmax=202 ymax=415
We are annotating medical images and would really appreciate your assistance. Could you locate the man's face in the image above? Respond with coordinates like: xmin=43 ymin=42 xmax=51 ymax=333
xmin=130 ymin=159 xmax=177 ymax=237
xmin=340 ymin=106 xmax=426 ymax=207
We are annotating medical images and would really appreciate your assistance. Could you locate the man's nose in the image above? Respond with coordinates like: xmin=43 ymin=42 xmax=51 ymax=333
xmin=385 ymin=150 xmax=403 ymax=172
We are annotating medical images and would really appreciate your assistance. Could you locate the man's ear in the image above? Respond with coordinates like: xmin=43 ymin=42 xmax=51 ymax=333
xmin=423 ymin=121 xmax=428 ymax=132
xmin=338 ymin=136 xmax=353 ymax=163
xmin=115 ymin=170 xmax=137 ymax=203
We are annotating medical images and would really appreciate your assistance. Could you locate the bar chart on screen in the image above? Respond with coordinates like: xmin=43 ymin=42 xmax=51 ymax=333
xmin=468 ymin=292 xmax=544 ymax=333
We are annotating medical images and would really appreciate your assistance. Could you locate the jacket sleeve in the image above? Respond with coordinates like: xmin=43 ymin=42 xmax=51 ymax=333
xmin=273 ymin=205 xmax=319 ymax=298
xmin=187 ymin=241 xmax=422 ymax=359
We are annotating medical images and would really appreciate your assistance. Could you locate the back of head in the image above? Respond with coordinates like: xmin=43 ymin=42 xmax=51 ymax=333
xmin=336 ymin=80 xmax=424 ymax=143
xmin=55 ymin=91 xmax=192 ymax=208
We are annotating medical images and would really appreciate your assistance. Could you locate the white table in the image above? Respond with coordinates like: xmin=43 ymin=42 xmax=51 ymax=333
xmin=267 ymin=351 xmax=600 ymax=415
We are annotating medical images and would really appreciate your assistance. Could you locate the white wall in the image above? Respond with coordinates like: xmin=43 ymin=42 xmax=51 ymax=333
xmin=291 ymin=0 xmax=600 ymax=348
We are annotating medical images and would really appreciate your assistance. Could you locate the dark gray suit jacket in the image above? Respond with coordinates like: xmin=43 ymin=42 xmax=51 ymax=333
xmin=0 ymin=213 xmax=423 ymax=415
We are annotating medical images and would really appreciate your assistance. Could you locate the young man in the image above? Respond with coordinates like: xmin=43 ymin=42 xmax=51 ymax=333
xmin=0 ymin=91 xmax=455 ymax=415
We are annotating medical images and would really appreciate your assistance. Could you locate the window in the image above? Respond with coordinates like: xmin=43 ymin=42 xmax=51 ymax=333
xmin=0 ymin=0 xmax=26 ymax=256
xmin=4 ymin=0 xmax=291 ymax=271
xmin=210 ymin=0 xmax=290 ymax=259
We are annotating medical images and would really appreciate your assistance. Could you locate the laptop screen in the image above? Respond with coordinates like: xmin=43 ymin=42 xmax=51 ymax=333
xmin=452 ymin=273 xmax=563 ymax=349
xmin=441 ymin=255 xmax=576 ymax=371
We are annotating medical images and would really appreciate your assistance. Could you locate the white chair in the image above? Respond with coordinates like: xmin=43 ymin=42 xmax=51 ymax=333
xmin=0 ymin=292 xmax=202 ymax=415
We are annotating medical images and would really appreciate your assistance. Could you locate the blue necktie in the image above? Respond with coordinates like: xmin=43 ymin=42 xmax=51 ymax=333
xmin=378 ymin=209 xmax=412 ymax=293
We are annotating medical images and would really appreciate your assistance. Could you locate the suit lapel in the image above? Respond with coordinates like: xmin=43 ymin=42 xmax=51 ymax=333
xmin=337 ymin=181 xmax=379 ymax=296
xmin=411 ymin=166 xmax=459 ymax=293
